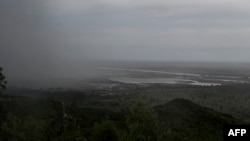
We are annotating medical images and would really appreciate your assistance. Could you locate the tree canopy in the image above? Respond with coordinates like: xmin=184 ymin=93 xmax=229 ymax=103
xmin=0 ymin=67 xmax=7 ymax=95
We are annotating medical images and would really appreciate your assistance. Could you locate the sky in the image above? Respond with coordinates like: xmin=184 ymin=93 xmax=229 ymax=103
xmin=1 ymin=0 xmax=250 ymax=81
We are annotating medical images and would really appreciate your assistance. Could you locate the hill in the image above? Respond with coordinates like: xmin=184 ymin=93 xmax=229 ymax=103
xmin=0 ymin=95 xmax=244 ymax=141
xmin=155 ymin=98 xmax=242 ymax=141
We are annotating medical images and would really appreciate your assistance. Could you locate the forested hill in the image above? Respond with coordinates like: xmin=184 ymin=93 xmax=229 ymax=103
xmin=0 ymin=95 xmax=243 ymax=141
xmin=155 ymin=98 xmax=242 ymax=141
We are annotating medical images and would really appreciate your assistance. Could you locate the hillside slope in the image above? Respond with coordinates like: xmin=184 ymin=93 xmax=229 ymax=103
xmin=155 ymin=98 xmax=242 ymax=141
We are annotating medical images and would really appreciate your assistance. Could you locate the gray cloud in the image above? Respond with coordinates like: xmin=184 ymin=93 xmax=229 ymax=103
xmin=0 ymin=0 xmax=89 ymax=82
xmin=1 ymin=0 xmax=250 ymax=84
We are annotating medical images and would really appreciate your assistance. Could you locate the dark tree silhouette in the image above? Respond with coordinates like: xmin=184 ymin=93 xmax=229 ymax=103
xmin=0 ymin=67 xmax=7 ymax=95
xmin=126 ymin=102 xmax=159 ymax=141
xmin=0 ymin=67 xmax=7 ymax=139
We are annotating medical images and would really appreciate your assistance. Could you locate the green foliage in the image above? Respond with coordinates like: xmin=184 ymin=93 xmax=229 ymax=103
xmin=0 ymin=67 xmax=7 ymax=95
xmin=91 ymin=119 xmax=119 ymax=141
xmin=0 ymin=92 xmax=244 ymax=141
xmin=0 ymin=102 xmax=7 ymax=123
xmin=45 ymin=100 xmax=65 ymax=140
xmin=63 ymin=114 xmax=86 ymax=141
xmin=125 ymin=102 xmax=159 ymax=141
xmin=155 ymin=98 xmax=242 ymax=141
xmin=1 ymin=113 xmax=46 ymax=141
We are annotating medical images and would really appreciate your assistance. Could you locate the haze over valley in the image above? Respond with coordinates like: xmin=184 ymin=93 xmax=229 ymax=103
xmin=1 ymin=0 xmax=250 ymax=140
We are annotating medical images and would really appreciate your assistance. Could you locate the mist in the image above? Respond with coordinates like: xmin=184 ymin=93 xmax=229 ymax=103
xmin=0 ymin=0 xmax=92 ymax=85
xmin=1 ymin=0 xmax=250 ymax=86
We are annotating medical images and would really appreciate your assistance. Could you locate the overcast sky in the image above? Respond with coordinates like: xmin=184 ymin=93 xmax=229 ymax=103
xmin=1 ymin=0 xmax=250 ymax=80
xmin=47 ymin=0 xmax=250 ymax=62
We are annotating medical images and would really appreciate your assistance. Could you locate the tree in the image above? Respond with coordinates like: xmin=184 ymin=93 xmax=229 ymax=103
xmin=45 ymin=100 xmax=65 ymax=140
xmin=125 ymin=102 xmax=159 ymax=141
xmin=1 ymin=114 xmax=46 ymax=141
xmin=0 ymin=67 xmax=7 ymax=138
xmin=0 ymin=67 xmax=7 ymax=95
xmin=92 ymin=119 xmax=119 ymax=141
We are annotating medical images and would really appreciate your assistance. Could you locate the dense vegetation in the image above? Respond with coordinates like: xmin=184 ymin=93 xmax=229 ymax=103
xmin=0 ymin=94 xmax=243 ymax=141
xmin=0 ymin=68 xmax=248 ymax=140
xmin=0 ymin=67 xmax=7 ymax=95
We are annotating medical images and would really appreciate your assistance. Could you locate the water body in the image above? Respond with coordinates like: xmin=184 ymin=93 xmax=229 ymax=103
xmin=98 ymin=67 xmax=242 ymax=79
xmin=98 ymin=67 xmax=200 ymax=77
xmin=99 ymin=67 xmax=249 ymax=86
xmin=110 ymin=77 xmax=221 ymax=86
